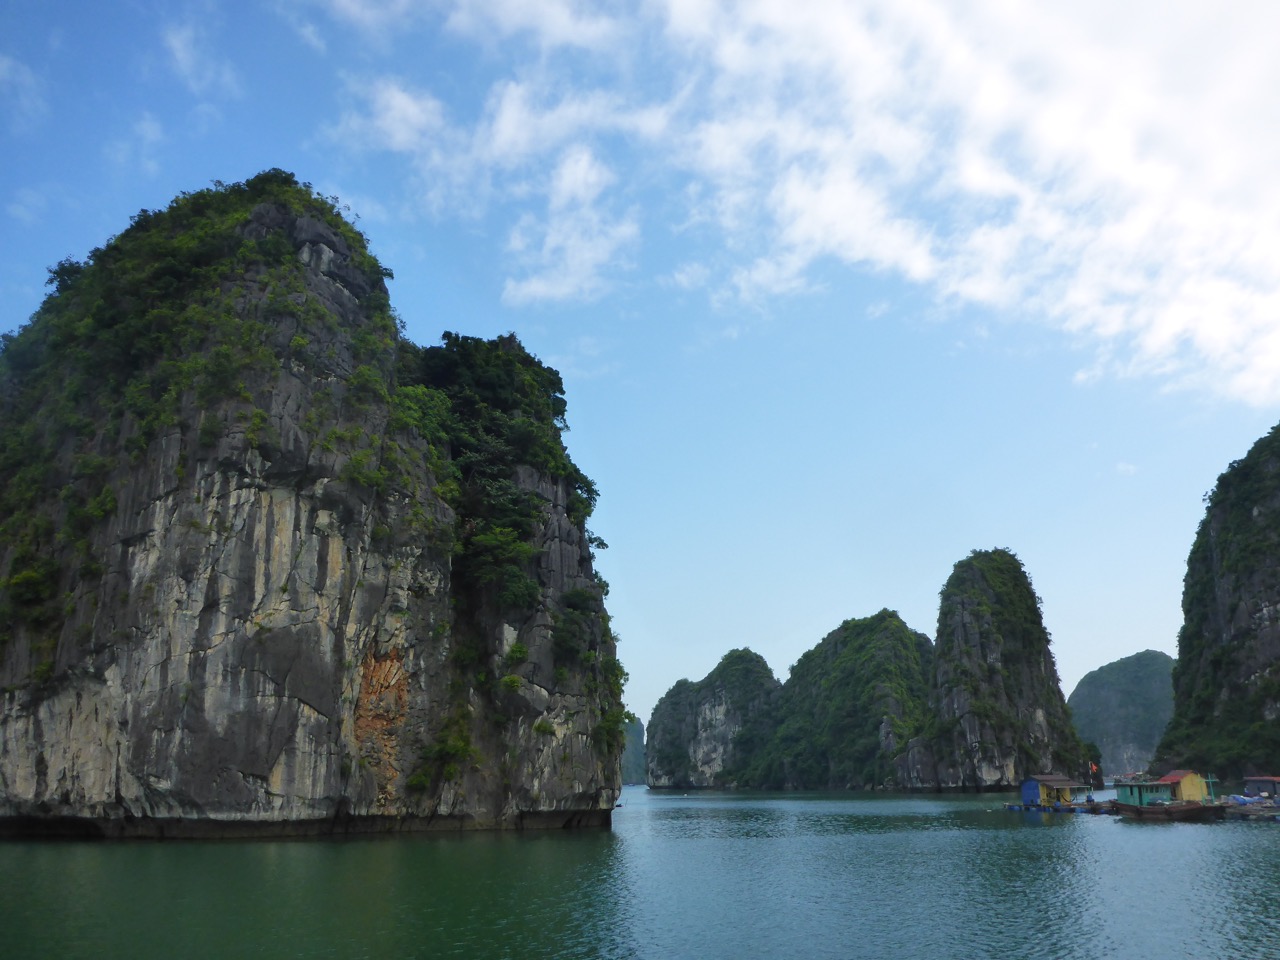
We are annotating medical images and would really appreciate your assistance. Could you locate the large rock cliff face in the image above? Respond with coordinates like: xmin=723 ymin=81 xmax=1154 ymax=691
xmin=1069 ymin=650 xmax=1173 ymax=776
xmin=897 ymin=549 xmax=1086 ymax=790
xmin=0 ymin=171 xmax=624 ymax=836
xmin=1157 ymin=423 xmax=1280 ymax=777
xmin=646 ymin=649 xmax=778 ymax=788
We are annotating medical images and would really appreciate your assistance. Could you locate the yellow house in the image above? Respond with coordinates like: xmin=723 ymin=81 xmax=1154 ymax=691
xmin=1158 ymin=770 xmax=1216 ymax=802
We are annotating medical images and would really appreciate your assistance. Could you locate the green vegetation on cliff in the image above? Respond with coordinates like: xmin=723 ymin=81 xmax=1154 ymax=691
xmin=646 ymin=649 xmax=778 ymax=787
xmin=731 ymin=610 xmax=932 ymax=789
xmin=1158 ymin=423 xmax=1280 ymax=776
xmin=1068 ymin=650 xmax=1173 ymax=776
xmin=0 ymin=171 xmax=394 ymax=649
xmin=0 ymin=170 xmax=624 ymax=779
xmin=649 ymin=550 xmax=1089 ymax=791
xmin=914 ymin=548 xmax=1089 ymax=786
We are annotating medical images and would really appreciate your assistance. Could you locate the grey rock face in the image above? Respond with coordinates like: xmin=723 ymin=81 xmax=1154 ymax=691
xmin=645 ymin=649 xmax=778 ymax=788
xmin=895 ymin=550 xmax=1085 ymax=791
xmin=1068 ymin=650 xmax=1173 ymax=776
xmin=0 ymin=200 xmax=619 ymax=835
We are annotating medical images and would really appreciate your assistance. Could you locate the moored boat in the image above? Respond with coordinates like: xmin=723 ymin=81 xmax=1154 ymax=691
xmin=1112 ymin=770 xmax=1225 ymax=821
xmin=1111 ymin=799 xmax=1226 ymax=821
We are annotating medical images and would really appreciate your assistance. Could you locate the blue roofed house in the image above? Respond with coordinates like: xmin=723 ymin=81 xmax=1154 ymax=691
xmin=1019 ymin=774 xmax=1090 ymax=807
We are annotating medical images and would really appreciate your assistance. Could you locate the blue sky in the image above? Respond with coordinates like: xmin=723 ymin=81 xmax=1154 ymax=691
xmin=4 ymin=1 xmax=1280 ymax=726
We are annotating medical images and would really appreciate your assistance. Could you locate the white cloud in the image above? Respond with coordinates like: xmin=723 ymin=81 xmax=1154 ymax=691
xmin=650 ymin=0 xmax=1280 ymax=404
xmin=443 ymin=0 xmax=620 ymax=50
xmin=335 ymin=74 xmax=664 ymax=289
xmin=315 ymin=0 xmax=622 ymax=49
xmin=666 ymin=262 xmax=709 ymax=291
xmin=327 ymin=0 xmax=1280 ymax=404
xmin=163 ymin=23 xmax=242 ymax=97
xmin=317 ymin=0 xmax=416 ymax=33
xmin=358 ymin=78 xmax=448 ymax=153
xmin=0 ymin=54 xmax=46 ymax=131
xmin=481 ymin=82 xmax=666 ymax=165
xmin=272 ymin=2 xmax=328 ymax=52
xmin=502 ymin=147 xmax=638 ymax=304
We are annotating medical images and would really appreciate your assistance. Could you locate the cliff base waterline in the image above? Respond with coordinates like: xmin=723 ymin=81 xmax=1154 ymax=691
xmin=0 ymin=808 xmax=612 ymax=840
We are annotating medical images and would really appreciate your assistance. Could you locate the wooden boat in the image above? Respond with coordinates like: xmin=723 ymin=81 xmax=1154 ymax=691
xmin=1111 ymin=800 xmax=1226 ymax=822
xmin=1112 ymin=770 xmax=1224 ymax=821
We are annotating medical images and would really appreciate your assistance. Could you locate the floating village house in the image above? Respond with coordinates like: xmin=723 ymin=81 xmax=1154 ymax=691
xmin=1160 ymin=770 xmax=1217 ymax=802
xmin=1115 ymin=770 xmax=1217 ymax=807
xmin=1115 ymin=777 xmax=1172 ymax=808
xmin=1243 ymin=776 xmax=1280 ymax=798
xmin=1019 ymin=774 xmax=1090 ymax=807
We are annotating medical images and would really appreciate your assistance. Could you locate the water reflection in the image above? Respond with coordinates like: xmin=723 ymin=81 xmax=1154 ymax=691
xmin=5 ymin=788 xmax=1280 ymax=958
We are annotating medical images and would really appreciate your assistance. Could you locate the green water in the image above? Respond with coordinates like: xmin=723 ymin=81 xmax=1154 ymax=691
xmin=4 ymin=787 xmax=1279 ymax=958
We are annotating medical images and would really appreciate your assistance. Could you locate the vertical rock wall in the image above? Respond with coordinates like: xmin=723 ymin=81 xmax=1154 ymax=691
xmin=0 ymin=183 xmax=621 ymax=835
xmin=896 ymin=549 xmax=1086 ymax=791
xmin=1157 ymin=422 xmax=1280 ymax=776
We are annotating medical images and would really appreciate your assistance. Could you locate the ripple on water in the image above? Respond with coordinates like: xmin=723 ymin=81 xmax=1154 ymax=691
xmin=6 ymin=793 xmax=1280 ymax=959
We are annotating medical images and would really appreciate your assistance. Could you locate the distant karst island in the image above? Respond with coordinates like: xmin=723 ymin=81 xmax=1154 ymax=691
xmin=647 ymin=423 xmax=1280 ymax=793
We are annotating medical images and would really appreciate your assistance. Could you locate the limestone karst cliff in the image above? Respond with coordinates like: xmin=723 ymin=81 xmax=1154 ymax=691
xmin=0 ymin=171 xmax=624 ymax=836
xmin=730 ymin=609 xmax=932 ymax=789
xmin=648 ymin=551 xmax=1086 ymax=792
xmin=645 ymin=649 xmax=778 ymax=788
xmin=1157 ymin=422 xmax=1280 ymax=777
xmin=1069 ymin=650 xmax=1173 ymax=776
xmin=621 ymin=717 xmax=646 ymax=784
xmin=896 ymin=549 xmax=1087 ymax=790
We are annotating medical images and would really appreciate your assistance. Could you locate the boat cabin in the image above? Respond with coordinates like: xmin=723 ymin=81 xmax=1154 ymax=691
xmin=1019 ymin=774 xmax=1090 ymax=807
xmin=1115 ymin=778 xmax=1173 ymax=807
xmin=1243 ymin=776 xmax=1280 ymax=799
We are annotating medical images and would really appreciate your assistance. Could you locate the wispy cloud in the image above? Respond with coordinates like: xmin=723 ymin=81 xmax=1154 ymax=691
xmin=328 ymin=0 xmax=1280 ymax=405
xmin=317 ymin=0 xmax=416 ymax=34
xmin=6 ymin=186 xmax=48 ymax=224
xmin=315 ymin=0 xmax=619 ymax=49
xmin=163 ymin=23 xmax=242 ymax=97
xmin=443 ymin=0 xmax=621 ymax=51
xmin=104 ymin=113 xmax=165 ymax=176
xmin=272 ymin=1 xmax=328 ymax=52
xmin=545 ymin=335 xmax=621 ymax=380
xmin=503 ymin=146 xmax=638 ymax=304
xmin=336 ymin=74 xmax=661 ymax=292
xmin=0 ymin=54 xmax=47 ymax=132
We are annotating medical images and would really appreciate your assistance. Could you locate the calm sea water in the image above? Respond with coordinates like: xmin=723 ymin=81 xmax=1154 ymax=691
xmin=4 ymin=786 xmax=1280 ymax=959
